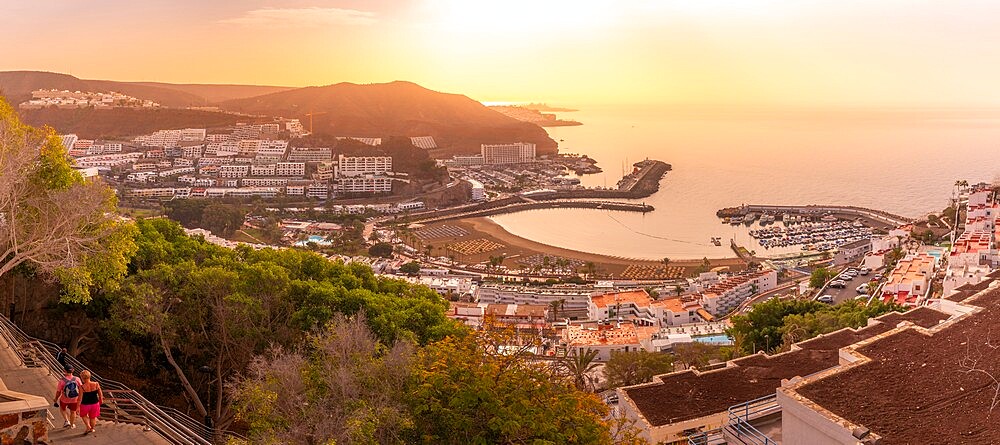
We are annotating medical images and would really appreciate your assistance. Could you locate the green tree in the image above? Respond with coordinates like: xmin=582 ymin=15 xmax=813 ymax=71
xmin=727 ymin=298 xmax=903 ymax=355
xmin=231 ymin=315 xmax=414 ymax=445
xmin=809 ymin=267 xmax=835 ymax=289
xmin=400 ymin=261 xmax=421 ymax=275
xmin=727 ymin=298 xmax=827 ymax=354
xmin=369 ymin=242 xmax=394 ymax=258
xmin=0 ymin=97 xmax=135 ymax=303
xmin=672 ymin=342 xmax=728 ymax=369
xmin=408 ymin=327 xmax=616 ymax=444
xmin=559 ymin=348 xmax=601 ymax=392
xmin=111 ymin=219 xmax=455 ymax=428
xmin=200 ymin=203 xmax=247 ymax=238
xmin=603 ymin=350 xmax=675 ymax=389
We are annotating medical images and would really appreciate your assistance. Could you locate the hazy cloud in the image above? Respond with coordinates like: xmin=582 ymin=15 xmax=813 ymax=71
xmin=220 ymin=7 xmax=377 ymax=27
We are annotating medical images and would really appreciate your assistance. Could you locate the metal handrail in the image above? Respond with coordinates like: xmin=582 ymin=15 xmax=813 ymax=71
xmin=0 ymin=315 xmax=245 ymax=445
xmin=687 ymin=427 xmax=725 ymax=445
xmin=725 ymin=394 xmax=779 ymax=445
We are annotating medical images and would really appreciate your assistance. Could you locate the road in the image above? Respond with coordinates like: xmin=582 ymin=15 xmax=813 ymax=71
xmin=729 ymin=280 xmax=800 ymax=317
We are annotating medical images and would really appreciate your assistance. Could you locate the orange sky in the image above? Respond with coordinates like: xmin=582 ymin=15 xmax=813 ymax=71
xmin=5 ymin=1 xmax=1000 ymax=106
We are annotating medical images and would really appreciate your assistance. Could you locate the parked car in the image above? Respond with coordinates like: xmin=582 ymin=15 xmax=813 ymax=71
xmin=860 ymin=268 xmax=871 ymax=275
xmin=856 ymin=283 xmax=870 ymax=293
xmin=818 ymin=294 xmax=835 ymax=303
xmin=830 ymin=280 xmax=847 ymax=288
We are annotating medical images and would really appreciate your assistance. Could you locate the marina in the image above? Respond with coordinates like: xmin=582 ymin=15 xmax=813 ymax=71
xmin=743 ymin=220 xmax=873 ymax=250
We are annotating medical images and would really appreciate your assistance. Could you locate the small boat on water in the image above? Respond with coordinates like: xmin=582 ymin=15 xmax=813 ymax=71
xmin=760 ymin=213 xmax=776 ymax=224
xmin=722 ymin=217 xmax=731 ymax=224
xmin=821 ymin=214 xmax=838 ymax=222
xmin=711 ymin=237 xmax=722 ymax=246
xmin=730 ymin=216 xmax=743 ymax=225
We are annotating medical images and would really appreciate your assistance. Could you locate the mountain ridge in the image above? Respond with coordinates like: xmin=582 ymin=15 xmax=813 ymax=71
xmin=0 ymin=71 xmax=558 ymax=154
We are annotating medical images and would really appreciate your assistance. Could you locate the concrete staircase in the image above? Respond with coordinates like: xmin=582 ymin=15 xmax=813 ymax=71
xmin=0 ymin=336 xmax=168 ymax=444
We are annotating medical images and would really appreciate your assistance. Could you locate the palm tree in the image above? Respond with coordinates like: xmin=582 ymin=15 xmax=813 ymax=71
xmin=674 ymin=285 xmax=684 ymax=297
xmin=559 ymin=348 xmax=600 ymax=392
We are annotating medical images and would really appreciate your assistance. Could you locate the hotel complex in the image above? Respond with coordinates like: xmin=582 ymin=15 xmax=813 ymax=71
xmin=481 ymin=142 xmax=536 ymax=164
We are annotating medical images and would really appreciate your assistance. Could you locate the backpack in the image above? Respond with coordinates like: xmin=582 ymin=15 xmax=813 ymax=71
xmin=62 ymin=378 xmax=79 ymax=399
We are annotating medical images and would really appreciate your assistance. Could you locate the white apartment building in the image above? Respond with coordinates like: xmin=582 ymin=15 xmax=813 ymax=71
xmin=285 ymin=119 xmax=304 ymax=135
xmin=881 ymin=253 xmax=937 ymax=306
xmin=126 ymin=188 xmax=185 ymax=199
xmin=306 ymin=183 xmax=329 ymax=199
xmin=335 ymin=155 xmax=392 ymax=177
xmin=334 ymin=176 xmax=392 ymax=194
xmin=285 ymin=184 xmax=306 ymax=196
xmin=450 ymin=154 xmax=485 ymax=166
xmin=275 ymin=162 xmax=306 ymax=177
xmin=237 ymin=140 xmax=261 ymax=157
xmin=587 ymin=289 xmax=707 ymax=327
xmin=256 ymin=140 xmax=288 ymax=158
xmin=219 ymin=164 xmax=251 ymax=178
xmin=410 ymin=136 xmax=437 ymax=149
xmin=699 ymin=270 xmax=778 ymax=316
xmin=313 ymin=162 xmax=335 ymax=180
xmin=230 ymin=124 xmax=260 ymax=140
xmin=250 ymin=164 xmax=277 ymax=176
xmin=258 ymin=123 xmax=280 ymax=134
xmin=242 ymin=178 xmax=288 ymax=187
xmin=468 ymin=179 xmax=486 ymax=201
xmin=397 ymin=201 xmax=424 ymax=211
xmin=126 ymin=172 xmax=158 ymax=183
xmin=180 ymin=128 xmax=206 ymax=142
xmin=73 ymin=152 xmax=143 ymax=168
xmin=475 ymin=285 xmax=596 ymax=315
xmin=159 ymin=167 xmax=195 ymax=177
xmin=481 ymin=142 xmax=536 ymax=165
xmin=60 ymin=134 xmax=79 ymax=150
xmin=202 ymin=187 xmax=280 ymax=199
xmin=337 ymin=137 xmax=382 ymax=146
xmin=100 ymin=142 xmax=123 ymax=153
xmin=287 ymin=147 xmax=333 ymax=162
xmin=134 ymin=128 xmax=205 ymax=148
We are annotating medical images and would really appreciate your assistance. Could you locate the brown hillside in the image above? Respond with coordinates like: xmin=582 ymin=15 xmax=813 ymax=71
xmin=0 ymin=71 xmax=204 ymax=107
xmin=0 ymin=71 xmax=292 ymax=107
xmin=220 ymin=81 xmax=557 ymax=155
xmin=17 ymin=107 xmax=263 ymax=140
xmin=128 ymin=82 xmax=295 ymax=103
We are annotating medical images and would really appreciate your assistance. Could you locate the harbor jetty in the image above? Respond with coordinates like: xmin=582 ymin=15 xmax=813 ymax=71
xmin=407 ymin=198 xmax=653 ymax=224
xmin=529 ymin=159 xmax=670 ymax=200
xmin=717 ymin=204 xmax=912 ymax=229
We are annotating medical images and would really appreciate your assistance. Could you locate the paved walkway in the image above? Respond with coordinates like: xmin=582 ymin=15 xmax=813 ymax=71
xmin=0 ymin=340 xmax=169 ymax=444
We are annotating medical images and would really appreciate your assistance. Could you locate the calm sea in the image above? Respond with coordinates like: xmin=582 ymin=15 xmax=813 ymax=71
xmin=490 ymin=105 xmax=1000 ymax=260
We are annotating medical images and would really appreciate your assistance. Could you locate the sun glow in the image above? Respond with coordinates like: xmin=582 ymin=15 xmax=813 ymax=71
xmin=424 ymin=0 xmax=618 ymax=37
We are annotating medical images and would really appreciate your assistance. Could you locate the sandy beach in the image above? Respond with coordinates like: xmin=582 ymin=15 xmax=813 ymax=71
xmin=412 ymin=217 xmax=746 ymax=278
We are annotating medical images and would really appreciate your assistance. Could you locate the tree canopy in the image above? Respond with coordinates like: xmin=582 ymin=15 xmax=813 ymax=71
xmin=809 ymin=267 xmax=836 ymax=289
xmin=110 ymin=218 xmax=457 ymax=427
xmin=233 ymin=319 xmax=639 ymax=445
xmin=603 ymin=350 xmax=675 ymax=389
xmin=727 ymin=298 xmax=903 ymax=355
xmin=0 ymin=96 xmax=135 ymax=303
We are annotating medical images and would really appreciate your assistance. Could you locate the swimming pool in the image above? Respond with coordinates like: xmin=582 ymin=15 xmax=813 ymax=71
xmin=295 ymin=235 xmax=332 ymax=246
xmin=692 ymin=334 xmax=733 ymax=345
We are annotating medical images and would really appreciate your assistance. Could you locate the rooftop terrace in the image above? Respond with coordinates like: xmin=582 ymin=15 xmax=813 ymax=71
xmin=621 ymin=307 xmax=949 ymax=427
xmin=794 ymin=278 xmax=1000 ymax=444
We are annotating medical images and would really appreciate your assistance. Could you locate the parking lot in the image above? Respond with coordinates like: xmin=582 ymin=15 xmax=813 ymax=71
xmin=819 ymin=267 xmax=882 ymax=304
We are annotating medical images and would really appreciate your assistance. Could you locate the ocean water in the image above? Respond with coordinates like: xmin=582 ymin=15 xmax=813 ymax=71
xmin=490 ymin=105 xmax=1000 ymax=260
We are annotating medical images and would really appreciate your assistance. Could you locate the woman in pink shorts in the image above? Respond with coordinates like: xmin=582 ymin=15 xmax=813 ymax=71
xmin=78 ymin=370 xmax=104 ymax=435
